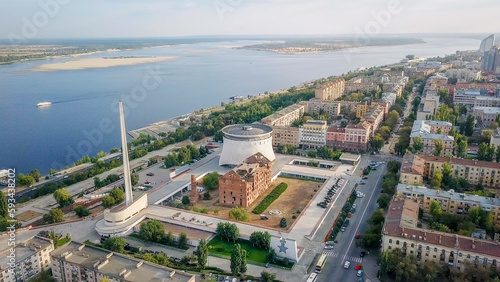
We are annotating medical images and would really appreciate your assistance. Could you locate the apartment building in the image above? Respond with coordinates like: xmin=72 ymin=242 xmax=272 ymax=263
xmin=474 ymin=96 xmax=500 ymax=108
xmin=473 ymin=107 xmax=500 ymax=127
xmin=382 ymin=197 xmax=500 ymax=270
xmin=361 ymin=105 xmax=385 ymax=134
xmin=356 ymin=102 xmax=369 ymax=118
xmin=271 ymin=126 xmax=299 ymax=148
xmin=445 ymin=69 xmax=482 ymax=83
xmin=0 ymin=236 xmax=54 ymax=282
xmin=51 ymin=241 xmax=195 ymax=282
xmin=305 ymin=99 xmax=341 ymax=116
xmin=344 ymin=77 xmax=379 ymax=93
xmin=491 ymin=129 xmax=500 ymax=147
xmin=326 ymin=121 xmax=371 ymax=152
xmin=400 ymin=153 xmax=425 ymax=185
xmin=219 ymin=153 xmax=272 ymax=208
xmin=299 ymin=120 xmax=328 ymax=149
xmin=261 ymin=102 xmax=306 ymax=126
xmin=410 ymin=120 xmax=454 ymax=155
xmin=402 ymin=154 xmax=500 ymax=189
xmin=315 ymin=78 xmax=345 ymax=100
xmin=397 ymin=184 xmax=500 ymax=223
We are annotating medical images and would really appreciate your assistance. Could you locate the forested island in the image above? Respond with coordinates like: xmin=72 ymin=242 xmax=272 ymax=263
xmin=237 ymin=37 xmax=425 ymax=54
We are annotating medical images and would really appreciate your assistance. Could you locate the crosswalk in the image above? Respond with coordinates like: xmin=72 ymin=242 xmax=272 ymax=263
xmin=323 ymin=251 xmax=363 ymax=263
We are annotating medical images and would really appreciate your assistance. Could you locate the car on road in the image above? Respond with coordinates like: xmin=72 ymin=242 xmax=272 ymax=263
xmin=344 ymin=261 xmax=351 ymax=269
xmin=362 ymin=176 xmax=368 ymax=179
xmin=355 ymin=265 xmax=363 ymax=270
xmin=351 ymin=207 xmax=356 ymax=213
xmin=360 ymin=182 xmax=365 ymax=185
xmin=144 ymin=181 xmax=151 ymax=184
xmin=352 ymin=204 xmax=357 ymax=209
xmin=341 ymin=227 xmax=346 ymax=232
xmin=360 ymin=251 xmax=366 ymax=257
xmin=357 ymin=270 xmax=364 ymax=277
xmin=344 ymin=220 xmax=350 ymax=227
xmin=348 ymin=213 xmax=352 ymax=218
xmin=355 ymin=233 xmax=360 ymax=239
xmin=146 ymin=172 xmax=154 ymax=176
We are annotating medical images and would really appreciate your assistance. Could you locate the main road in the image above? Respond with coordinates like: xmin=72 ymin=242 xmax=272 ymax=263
xmin=317 ymin=159 xmax=388 ymax=282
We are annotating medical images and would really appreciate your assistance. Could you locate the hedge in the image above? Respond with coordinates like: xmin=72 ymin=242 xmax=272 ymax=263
xmin=252 ymin=183 xmax=288 ymax=214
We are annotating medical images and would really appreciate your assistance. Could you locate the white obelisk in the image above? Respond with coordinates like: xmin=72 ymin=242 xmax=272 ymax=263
xmin=119 ymin=101 xmax=133 ymax=206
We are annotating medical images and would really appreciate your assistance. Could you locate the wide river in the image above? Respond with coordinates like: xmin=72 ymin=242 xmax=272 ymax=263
xmin=0 ymin=37 xmax=480 ymax=174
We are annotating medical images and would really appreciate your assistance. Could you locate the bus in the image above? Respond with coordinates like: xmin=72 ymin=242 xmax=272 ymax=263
xmin=306 ymin=272 xmax=318 ymax=282
xmin=315 ymin=254 xmax=327 ymax=273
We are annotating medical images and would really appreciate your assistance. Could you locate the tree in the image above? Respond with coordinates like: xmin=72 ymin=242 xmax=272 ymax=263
xmin=216 ymin=222 xmax=240 ymax=242
xmin=229 ymin=207 xmax=251 ymax=222
xmin=0 ymin=192 xmax=8 ymax=218
xmin=430 ymin=169 xmax=442 ymax=189
xmin=140 ymin=219 xmax=165 ymax=243
xmin=378 ymin=126 xmax=391 ymax=140
xmin=433 ymin=138 xmax=444 ymax=156
xmin=370 ymin=134 xmax=384 ymax=152
xmin=197 ymin=239 xmax=208 ymax=270
xmin=249 ymin=231 xmax=271 ymax=250
xmin=43 ymin=208 xmax=64 ymax=223
xmin=182 ymin=195 xmax=191 ymax=205
xmin=456 ymin=139 xmax=467 ymax=158
xmin=279 ymin=218 xmax=287 ymax=228
xmin=464 ymin=114 xmax=475 ymax=136
xmin=487 ymin=144 xmax=496 ymax=162
xmin=178 ymin=232 xmax=188 ymax=249
xmin=29 ymin=169 xmax=41 ymax=182
xmin=429 ymin=200 xmax=442 ymax=219
xmin=307 ymin=150 xmax=317 ymax=158
xmin=387 ymin=160 xmax=401 ymax=173
xmin=17 ymin=173 xmax=35 ymax=187
xmin=230 ymin=244 xmax=247 ymax=276
xmin=412 ymin=136 xmax=423 ymax=152
xmin=131 ymin=173 xmax=139 ymax=186
xmin=164 ymin=231 xmax=175 ymax=246
xmin=202 ymin=172 xmax=219 ymax=190
xmin=109 ymin=189 xmax=124 ymax=203
xmin=102 ymin=195 xmax=116 ymax=208
xmin=441 ymin=162 xmax=453 ymax=188
xmin=102 ymin=237 xmax=126 ymax=253
xmin=260 ymin=271 xmax=277 ymax=282
xmin=53 ymin=189 xmax=74 ymax=207
xmin=368 ymin=209 xmax=385 ymax=227
xmin=377 ymin=193 xmax=391 ymax=209
xmin=73 ymin=206 xmax=90 ymax=218
xmin=496 ymin=145 xmax=500 ymax=163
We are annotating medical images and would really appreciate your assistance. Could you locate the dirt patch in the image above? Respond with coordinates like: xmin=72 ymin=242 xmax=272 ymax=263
xmin=17 ymin=210 xmax=42 ymax=222
xmin=188 ymin=177 xmax=323 ymax=230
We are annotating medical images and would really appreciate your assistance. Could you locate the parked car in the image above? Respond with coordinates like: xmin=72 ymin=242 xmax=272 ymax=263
xmin=344 ymin=261 xmax=351 ymax=269
xmin=146 ymin=172 xmax=154 ymax=176
xmin=341 ymin=227 xmax=346 ymax=232
xmin=357 ymin=270 xmax=364 ymax=277
xmin=355 ymin=233 xmax=360 ymax=239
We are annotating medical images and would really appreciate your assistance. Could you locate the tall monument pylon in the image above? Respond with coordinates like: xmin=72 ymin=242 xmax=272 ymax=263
xmin=119 ymin=101 xmax=134 ymax=206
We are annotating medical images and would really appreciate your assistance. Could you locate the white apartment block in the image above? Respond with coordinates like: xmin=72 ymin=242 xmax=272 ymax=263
xmin=261 ymin=102 xmax=306 ymax=126
xmin=299 ymin=120 xmax=327 ymax=149
xmin=410 ymin=120 xmax=454 ymax=155
xmin=0 ymin=236 xmax=54 ymax=282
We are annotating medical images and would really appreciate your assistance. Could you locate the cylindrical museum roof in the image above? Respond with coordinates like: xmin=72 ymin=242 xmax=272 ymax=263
xmin=222 ymin=124 xmax=273 ymax=141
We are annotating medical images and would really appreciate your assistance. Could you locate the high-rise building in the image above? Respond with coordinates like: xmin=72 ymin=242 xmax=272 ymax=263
xmin=482 ymin=46 xmax=500 ymax=71
xmin=479 ymin=34 xmax=495 ymax=54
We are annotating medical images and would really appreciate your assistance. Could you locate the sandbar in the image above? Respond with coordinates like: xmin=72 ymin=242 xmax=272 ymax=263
xmin=33 ymin=56 xmax=176 ymax=71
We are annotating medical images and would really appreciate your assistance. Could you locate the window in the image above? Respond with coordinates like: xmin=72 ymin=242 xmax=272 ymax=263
xmin=396 ymin=240 xmax=400 ymax=245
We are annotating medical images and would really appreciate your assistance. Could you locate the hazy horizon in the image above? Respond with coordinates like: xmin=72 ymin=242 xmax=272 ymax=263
xmin=1 ymin=0 xmax=499 ymax=40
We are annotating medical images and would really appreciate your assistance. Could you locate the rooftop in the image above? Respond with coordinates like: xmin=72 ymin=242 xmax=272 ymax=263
xmin=0 ymin=236 xmax=53 ymax=268
xmin=474 ymin=107 xmax=500 ymax=115
xmin=410 ymin=120 xmax=453 ymax=141
xmin=383 ymin=197 xmax=500 ymax=259
xmin=400 ymin=153 xmax=424 ymax=175
xmin=51 ymin=241 xmax=194 ymax=282
xmin=222 ymin=123 xmax=273 ymax=138
xmin=417 ymin=154 xmax=500 ymax=170
xmin=230 ymin=152 xmax=271 ymax=182
xmin=261 ymin=102 xmax=305 ymax=122
xmin=339 ymin=153 xmax=361 ymax=162
xmin=397 ymin=184 xmax=500 ymax=208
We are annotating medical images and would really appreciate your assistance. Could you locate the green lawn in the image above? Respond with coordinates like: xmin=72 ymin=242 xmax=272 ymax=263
xmin=207 ymin=236 xmax=268 ymax=264
xmin=57 ymin=237 xmax=71 ymax=247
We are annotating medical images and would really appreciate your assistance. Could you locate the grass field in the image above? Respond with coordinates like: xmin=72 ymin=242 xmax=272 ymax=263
xmin=207 ymin=236 xmax=268 ymax=264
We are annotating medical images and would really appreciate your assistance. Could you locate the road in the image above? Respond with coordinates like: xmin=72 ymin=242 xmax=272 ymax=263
xmin=317 ymin=160 xmax=387 ymax=282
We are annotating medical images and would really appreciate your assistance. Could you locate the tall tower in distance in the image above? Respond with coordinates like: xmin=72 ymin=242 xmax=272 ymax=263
xmin=119 ymin=101 xmax=134 ymax=206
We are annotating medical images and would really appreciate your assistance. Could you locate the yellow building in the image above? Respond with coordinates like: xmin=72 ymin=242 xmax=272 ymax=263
xmin=271 ymin=126 xmax=300 ymax=148
xmin=315 ymin=78 xmax=345 ymax=101
xmin=261 ymin=102 xmax=306 ymax=127
xmin=396 ymin=184 xmax=500 ymax=225
xmin=356 ymin=102 xmax=368 ymax=118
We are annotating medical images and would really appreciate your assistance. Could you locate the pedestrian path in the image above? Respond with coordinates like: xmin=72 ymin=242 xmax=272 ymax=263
xmin=323 ymin=251 xmax=363 ymax=263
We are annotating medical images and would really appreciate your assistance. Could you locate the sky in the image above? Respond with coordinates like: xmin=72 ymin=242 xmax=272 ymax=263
xmin=0 ymin=0 xmax=499 ymax=39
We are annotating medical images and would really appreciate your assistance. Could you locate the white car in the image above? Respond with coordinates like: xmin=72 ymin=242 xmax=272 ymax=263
xmin=352 ymin=204 xmax=357 ymax=209
xmin=341 ymin=227 xmax=346 ymax=232
xmin=344 ymin=261 xmax=351 ymax=269
xmin=357 ymin=270 xmax=364 ymax=277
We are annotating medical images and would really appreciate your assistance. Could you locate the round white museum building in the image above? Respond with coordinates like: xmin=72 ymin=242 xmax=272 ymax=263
xmin=219 ymin=124 xmax=276 ymax=166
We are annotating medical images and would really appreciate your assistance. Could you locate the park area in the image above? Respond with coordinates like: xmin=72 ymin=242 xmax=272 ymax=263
xmin=191 ymin=176 xmax=323 ymax=229
xmin=207 ymin=235 xmax=293 ymax=269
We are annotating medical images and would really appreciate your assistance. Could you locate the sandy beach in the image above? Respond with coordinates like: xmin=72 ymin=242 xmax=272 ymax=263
xmin=33 ymin=56 xmax=176 ymax=71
